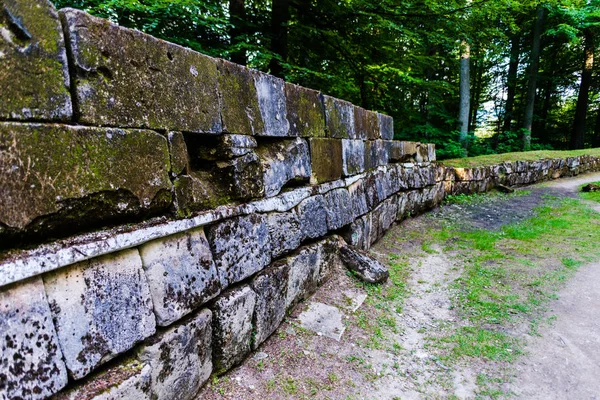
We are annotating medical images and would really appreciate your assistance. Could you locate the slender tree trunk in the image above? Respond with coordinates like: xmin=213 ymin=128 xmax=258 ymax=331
xmin=502 ymin=34 xmax=520 ymax=134
xmin=522 ymin=6 xmax=546 ymax=150
xmin=571 ymin=29 xmax=594 ymax=149
xmin=268 ymin=0 xmax=289 ymax=78
xmin=593 ymin=105 xmax=600 ymax=148
xmin=229 ymin=0 xmax=247 ymax=65
xmin=459 ymin=41 xmax=471 ymax=150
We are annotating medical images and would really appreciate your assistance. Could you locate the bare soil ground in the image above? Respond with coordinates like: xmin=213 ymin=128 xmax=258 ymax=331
xmin=197 ymin=172 xmax=600 ymax=400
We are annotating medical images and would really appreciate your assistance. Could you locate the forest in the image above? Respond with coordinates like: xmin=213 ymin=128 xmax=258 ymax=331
xmin=52 ymin=0 xmax=600 ymax=159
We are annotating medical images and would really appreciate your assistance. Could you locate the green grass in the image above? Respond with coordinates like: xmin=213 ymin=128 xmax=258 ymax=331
xmin=442 ymin=148 xmax=600 ymax=168
xmin=579 ymin=181 xmax=600 ymax=203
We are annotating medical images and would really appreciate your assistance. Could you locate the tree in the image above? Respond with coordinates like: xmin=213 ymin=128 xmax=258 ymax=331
xmin=459 ymin=41 xmax=471 ymax=149
xmin=571 ymin=28 xmax=594 ymax=149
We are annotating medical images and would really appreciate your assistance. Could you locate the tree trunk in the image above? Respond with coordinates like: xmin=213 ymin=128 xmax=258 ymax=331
xmin=593 ymin=105 xmax=600 ymax=148
xmin=522 ymin=6 xmax=546 ymax=151
xmin=229 ymin=0 xmax=247 ymax=65
xmin=268 ymin=0 xmax=289 ymax=78
xmin=571 ymin=29 xmax=594 ymax=149
xmin=459 ymin=41 xmax=470 ymax=149
xmin=502 ymin=34 xmax=520 ymax=134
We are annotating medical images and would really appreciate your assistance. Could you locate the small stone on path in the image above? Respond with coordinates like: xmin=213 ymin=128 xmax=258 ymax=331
xmin=297 ymin=302 xmax=346 ymax=341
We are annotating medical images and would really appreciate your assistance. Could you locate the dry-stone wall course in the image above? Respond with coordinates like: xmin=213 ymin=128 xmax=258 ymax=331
xmin=2 ymin=1 xmax=600 ymax=398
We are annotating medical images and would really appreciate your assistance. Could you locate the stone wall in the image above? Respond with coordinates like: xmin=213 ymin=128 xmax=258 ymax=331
xmin=2 ymin=1 xmax=600 ymax=399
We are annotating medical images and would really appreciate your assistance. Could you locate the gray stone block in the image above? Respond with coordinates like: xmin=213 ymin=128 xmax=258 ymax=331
xmin=138 ymin=309 xmax=212 ymax=400
xmin=354 ymin=107 xmax=380 ymax=140
xmin=365 ymin=140 xmax=388 ymax=170
xmin=216 ymin=152 xmax=265 ymax=201
xmin=324 ymin=188 xmax=354 ymax=230
xmin=0 ymin=0 xmax=72 ymax=121
xmin=257 ymin=138 xmax=311 ymax=197
xmin=250 ymin=262 xmax=290 ymax=349
xmin=296 ymin=195 xmax=329 ymax=240
xmin=211 ymin=286 xmax=256 ymax=374
xmin=207 ymin=214 xmax=271 ymax=286
xmin=252 ymin=70 xmax=290 ymax=137
xmin=342 ymin=139 xmax=366 ymax=176
xmin=308 ymin=138 xmax=343 ymax=184
xmin=0 ymin=278 xmax=68 ymax=399
xmin=139 ymin=228 xmax=221 ymax=327
xmin=323 ymin=95 xmax=355 ymax=138
xmin=285 ymin=244 xmax=322 ymax=309
xmin=267 ymin=211 xmax=303 ymax=259
xmin=285 ymin=82 xmax=326 ymax=137
xmin=340 ymin=245 xmax=389 ymax=283
xmin=343 ymin=214 xmax=372 ymax=251
xmin=378 ymin=113 xmax=394 ymax=140
xmin=193 ymin=134 xmax=258 ymax=161
xmin=172 ymin=171 xmax=230 ymax=217
xmin=371 ymin=196 xmax=398 ymax=242
xmin=347 ymin=179 xmax=369 ymax=219
xmin=61 ymin=9 xmax=221 ymax=132
xmin=44 ymin=249 xmax=156 ymax=380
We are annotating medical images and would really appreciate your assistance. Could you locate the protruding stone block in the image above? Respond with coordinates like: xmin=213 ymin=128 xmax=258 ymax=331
xmin=296 ymin=195 xmax=329 ymax=240
xmin=139 ymin=228 xmax=221 ymax=327
xmin=207 ymin=215 xmax=271 ymax=286
xmin=323 ymin=95 xmax=355 ymax=138
xmin=251 ymin=262 xmax=290 ymax=348
xmin=340 ymin=245 xmax=389 ymax=283
xmin=0 ymin=278 xmax=68 ymax=399
xmin=324 ymin=188 xmax=353 ymax=230
xmin=267 ymin=211 xmax=303 ymax=259
xmin=216 ymin=153 xmax=265 ymax=200
xmin=138 ymin=310 xmax=212 ymax=400
xmin=172 ymin=172 xmax=230 ymax=217
xmin=343 ymin=214 xmax=372 ymax=251
xmin=309 ymin=138 xmax=343 ymax=184
xmin=167 ymin=132 xmax=189 ymax=176
xmin=193 ymin=134 xmax=258 ymax=161
xmin=61 ymin=9 xmax=221 ymax=132
xmin=0 ymin=0 xmax=72 ymax=121
xmin=378 ymin=113 xmax=394 ymax=140
xmin=0 ymin=123 xmax=172 ymax=238
xmin=257 ymin=138 xmax=311 ymax=197
xmin=342 ymin=139 xmax=366 ymax=176
xmin=44 ymin=249 xmax=156 ymax=380
xmin=252 ymin=70 xmax=290 ymax=137
xmin=285 ymin=83 xmax=326 ymax=137
xmin=354 ymin=107 xmax=380 ymax=140
xmin=211 ymin=286 xmax=256 ymax=374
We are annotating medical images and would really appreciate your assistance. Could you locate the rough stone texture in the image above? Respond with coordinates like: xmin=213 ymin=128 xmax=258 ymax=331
xmin=206 ymin=214 xmax=271 ymax=287
xmin=378 ymin=113 xmax=394 ymax=140
xmin=343 ymin=214 xmax=372 ymax=251
xmin=172 ymin=172 xmax=230 ymax=217
xmin=217 ymin=60 xmax=264 ymax=135
xmin=0 ymin=123 xmax=172 ymax=236
xmin=138 ymin=309 xmax=212 ymax=400
xmin=251 ymin=262 xmax=290 ymax=349
xmin=0 ymin=278 xmax=68 ymax=399
xmin=193 ymin=134 xmax=257 ymax=161
xmin=216 ymin=152 xmax=265 ymax=200
xmin=342 ymin=139 xmax=366 ymax=176
xmin=354 ymin=107 xmax=380 ymax=140
xmin=316 ymin=236 xmax=343 ymax=284
xmin=139 ymin=228 xmax=221 ymax=327
xmin=0 ymin=0 xmax=72 ymax=121
xmin=371 ymin=196 xmax=398 ymax=242
xmin=427 ymin=143 xmax=436 ymax=161
xmin=285 ymin=243 xmax=322 ymax=309
xmin=363 ymin=173 xmax=384 ymax=210
xmin=340 ymin=245 xmax=389 ymax=283
xmin=61 ymin=9 xmax=221 ymax=132
xmin=211 ymin=286 xmax=256 ymax=374
xmin=167 ymin=132 xmax=189 ymax=177
xmin=365 ymin=140 xmax=389 ymax=169
xmin=43 ymin=249 xmax=156 ymax=380
xmin=267 ymin=211 xmax=303 ymax=259
xmin=386 ymin=141 xmax=409 ymax=162
xmin=323 ymin=95 xmax=355 ymax=139
xmin=416 ymin=143 xmax=429 ymax=163
xmin=324 ymin=188 xmax=354 ymax=230
xmin=309 ymin=138 xmax=343 ymax=184
xmin=252 ymin=70 xmax=290 ymax=137
xmin=285 ymin=82 xmax=326 ymax=137
xmin=297 ymin=302 xmax=345 ymax=341
xmin=257 ymin=138 xmax=311 ymax=197
xmin=53 ymin=359 xmax=151 ymax=400
xmin=347 ymin=179 xmax=369 ymax=219
xmin=296 ymin=195 xmax=329 ymax=240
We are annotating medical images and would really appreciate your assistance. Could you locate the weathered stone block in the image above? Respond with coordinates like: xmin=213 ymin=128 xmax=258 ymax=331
xmin=343 ymin=214 xmax=372 ymax=251
xmin=342 ymin=139 xmax=366 ymax=176
xmin=216 ymin=152 xmax=265 ymax=200
xmin=44 ymin=249 xmax=156 ymax=380
xmin=167 ymin=132 xmax=189 ymax=177
xmin=252 ymin=70 xmax=290 ymax=136
xmin=354 ymin=107 xmax=380 ymax=140
xmin=378 ymin=113 xmax=394 ymax=140
xmin=0 ymin=278 xmax=68 ymax=399
xmin=316 ymin=236 xmax=343 ymax=284
xmin=296 ymin=195 xmax=329 ymax=240
xmin=211 ymin=286 xmax=256 ymax=374
xmin=285 ymin=245 xmax=320 ymax=309
xmin=285 ymin=82 xmax=326 ymax=137
xmin=267 ymin=211 xmax=303 ymax=258
xmin=173 ymin=172 xmax=230 ymax=217
xmin=309 ymin=138 xmax=343 ymax=184
xmin=363 ymin=173 xmax=384 ymax=210
xmin=323 ymin=95 xmax=355 ymax=138
xmin=61 ymin=9 xmax=221 ymax=132
xmin=401 ymin=141 xmax=418 ymax=161
xmin=386 ymin=141 xmax=403 ymax=162
xmin=416 ymin=143 xmax=429 ymax=163
xmin=138 ymin=309 xmax=212 ymax=400
xmin=192 ymin=134 xmax=258 ymax=161
xmin=324 ymin=188 xmax=354 ymax=230
xmin=257 ymin=138 xmax=311 ymax=197
xmin=0 ymin=0 xmax=72 ymax=121
xmin=340 ymin=245 xmax=389 ymax=283
xmin=139 ymin=228 xmax=221 ymax=327
xmin=347 ymin=179 xmax=369 ymax=219
xmin=364 ymin=140 xmax=388 ymax=170
xmin=0 ymin=123 xmax=172 ymax=238
xmin=371 ymin=196 xmax=398 ymax=243
xmin=251 ymin=262 xmax=290 ymax=349
xmin=207 ymin=214 xmax=271 ymax=286
xmin=427 ymin=143 xmax=436 ymax=161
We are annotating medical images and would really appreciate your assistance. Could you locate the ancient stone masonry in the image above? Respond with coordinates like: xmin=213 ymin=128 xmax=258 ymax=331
xmin=2 ymin=1 xmax=600 ymax=399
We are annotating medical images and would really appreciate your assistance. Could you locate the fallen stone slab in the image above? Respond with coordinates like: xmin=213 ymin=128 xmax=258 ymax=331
xmin=341 ymin=289 xmax=368 ymax=312
xmin=339 ymin=245 xmax=389 ymax=284
xmin=297 ymin=302 xmax=345 ymax=341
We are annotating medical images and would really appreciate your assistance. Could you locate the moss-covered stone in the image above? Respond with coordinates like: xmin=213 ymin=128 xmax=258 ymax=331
xmin=0 ymin=0 xmax=72 ymax=121
xmin=0 ymin=122 xmax=172 ymax=237
xmin=308 ymin=138 xmax=343 ymax=184
xmin=167 ymin=132 xmax=189 ymax=177
xmin=60 ymin=8 xmax=221 ymax=132
xmin=285 ymin=82 xmax=326 ymax=137
xmin=354 ymin=107 xmax=380 ymax=140
xmin=323 ymin=95 xmax=354 ymax=139
xmin=172 ymin=172 xmax=230 ymax=217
